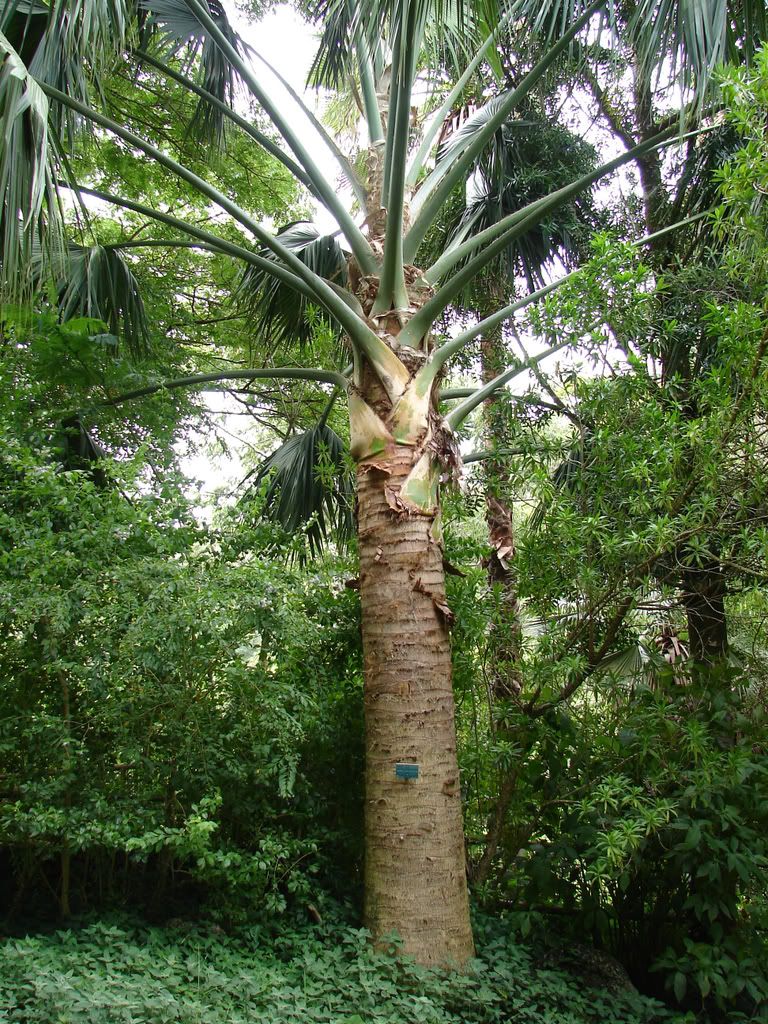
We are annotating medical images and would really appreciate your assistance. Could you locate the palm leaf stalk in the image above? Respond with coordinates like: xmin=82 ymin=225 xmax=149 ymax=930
xmin=249 ymin=44 xmax=369 ymax=209
xmin=180 ymin=0 xmax=377 ymax=274
xmin=0 ymin=0 xmax=756 ymax=967
xmin=136 ymin=49 xmax=321 ymax=196
xmin=356 ymin=42 xmax=384 ymax=143
xmin=370 ymin=0 xmax=422 ymax=314
xmin=404 ymin=6 xmax=516 ymax=188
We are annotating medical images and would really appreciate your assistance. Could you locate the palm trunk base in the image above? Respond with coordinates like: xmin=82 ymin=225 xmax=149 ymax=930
xmin=358 ymin=445 xmax=474 ymax=967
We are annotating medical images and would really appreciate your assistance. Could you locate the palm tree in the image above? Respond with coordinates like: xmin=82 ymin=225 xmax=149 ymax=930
xmin=0 ymin=0 xmax=758 ymax=965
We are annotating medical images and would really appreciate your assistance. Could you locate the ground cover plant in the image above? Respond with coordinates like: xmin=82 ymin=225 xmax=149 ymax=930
xmin=0 ymin=912 xmax=686 ymax=1024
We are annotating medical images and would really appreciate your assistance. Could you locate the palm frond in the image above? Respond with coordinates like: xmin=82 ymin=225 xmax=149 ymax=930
xmin=49 ymin=244 xmax=151 ymax=358
xmin=306 ymin=0 xmax=359 ymax=89
xmin=513 ymin=0 xmax=768 ymax=99
xmin=516 ymin=0 xmax=606 ymax=42
xmin=529 ymin=435 xmax=588 ymax=531
xmin=306 ymin=0 xmax=504 ymax=90
xmin=422 ymin=1 xmax=502 ymax=84
xmin=435 ymin=109 xmax=598 ymax=294
xmin=628 ymin=0 xmax=724 ymax=92
xmin=55 ymin=414 xmax=110 ymax=486
xmin=1 ymin=0 xmax=243 ymax=147
xmin=1 ymin=0 xmax=46 ymax=63
xmin=669 ymin=121 xmax=742 ymax=230
xmin=2 ymin=0 xmax=134 ymax=117
xmin=236 ymin=222 xmax=349 ymax=355
xmin=436 ymin=92 xmax=510 ymax=162
xmin=597 ymin=643 xmax=647 ymax=681
xmin=242 ymin=421 xmax=354 ymax=557
xmin=139 ymin=0 xmax=244 ymax=147
xmin=0 ymin=29 xmax=64 ymax=300
xmin=597 ymin=640 xmax=673 ymax=685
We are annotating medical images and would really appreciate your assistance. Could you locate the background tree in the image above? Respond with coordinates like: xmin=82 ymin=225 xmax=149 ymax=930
xmin=531 ymin=0 xmax=768 ymax=664
xmin=433 ymin=37 xmax=768 ymax=998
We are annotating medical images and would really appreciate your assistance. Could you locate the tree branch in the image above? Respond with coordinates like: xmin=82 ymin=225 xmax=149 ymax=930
xmin=581 ymin=64 xmax=637 ymax=151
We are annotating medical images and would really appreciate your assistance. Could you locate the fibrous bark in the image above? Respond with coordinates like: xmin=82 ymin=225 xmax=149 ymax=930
xmin=358 ymin=442 xmax=473 ymax=965
xmin=348 ymin=268 xmax=474 ymax=966
xmin=480 ymin=316 xmax=524 ymax=701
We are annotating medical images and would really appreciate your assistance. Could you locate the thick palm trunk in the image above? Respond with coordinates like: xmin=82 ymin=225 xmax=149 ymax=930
xmin=352 ymin=354 xmax=474 ymax=965
xmin=357 ymin=444 xmax=474 ymax=965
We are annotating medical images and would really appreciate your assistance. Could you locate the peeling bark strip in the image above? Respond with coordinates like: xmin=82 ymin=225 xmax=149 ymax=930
xmin=357 ymin=443 xmax=474 ymax=966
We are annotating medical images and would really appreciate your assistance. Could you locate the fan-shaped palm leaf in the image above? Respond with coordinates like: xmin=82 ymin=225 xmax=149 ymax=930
xmin=236 ymin=221 xmax=350 ymax=354
xmin=306 ymin=0 xmax=359 ymax=90
xmin=306 ymin=0 xmax=504 ymax=90
xmin=529 ymin=434 xmax=589 ymax=530
xmin=516 ymin=0 xmax=768 ymax=100
xmin=436 ymin=92 xmax=511 ymax=163
xmin=139 ymin=0 xmax=243 ymax=146
xmin=2 ymin=0 xmax=46 ymax=64
xmin=55 ymin=244 xmax=151 ymax=358
xmin=242 ymin=421 xmax=354 ymax=556
xmin=436 ymin=108 xmax=598 ymax=294
xmin=597 ymin=642 xmax=649 ymax=681
xmin=55 ymin=413 xmax=109 ymax=486
xmin=0 ymin=0 xmax=246 ymax=301
xmin=628 ymin=0 xmax=744 ymax=92
xmin=0 ymin=30 xmax=63 ymax=299
xmin=1 ymin=0 xmax=134 ymax=118
xmin=669 ymin=121 xmax=743 ymax=236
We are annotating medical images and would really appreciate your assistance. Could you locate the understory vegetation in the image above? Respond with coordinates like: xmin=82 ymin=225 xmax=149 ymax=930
xmin=0 ymin=914 xmax=687 ymax=1024
xmin=2 ymin=0 xmax=768 ymax=1019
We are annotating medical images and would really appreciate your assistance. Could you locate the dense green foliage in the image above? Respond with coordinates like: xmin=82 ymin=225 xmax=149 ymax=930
xmin=0 ymin=338 xmax=364 ymax=923
xmin=0 ymin=434 xmax=364 ymax=921
xmin=437 ymin=52 xmax=768 ymax=1012
xmin=0 ymin=913 xmax=685 ymax=1024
